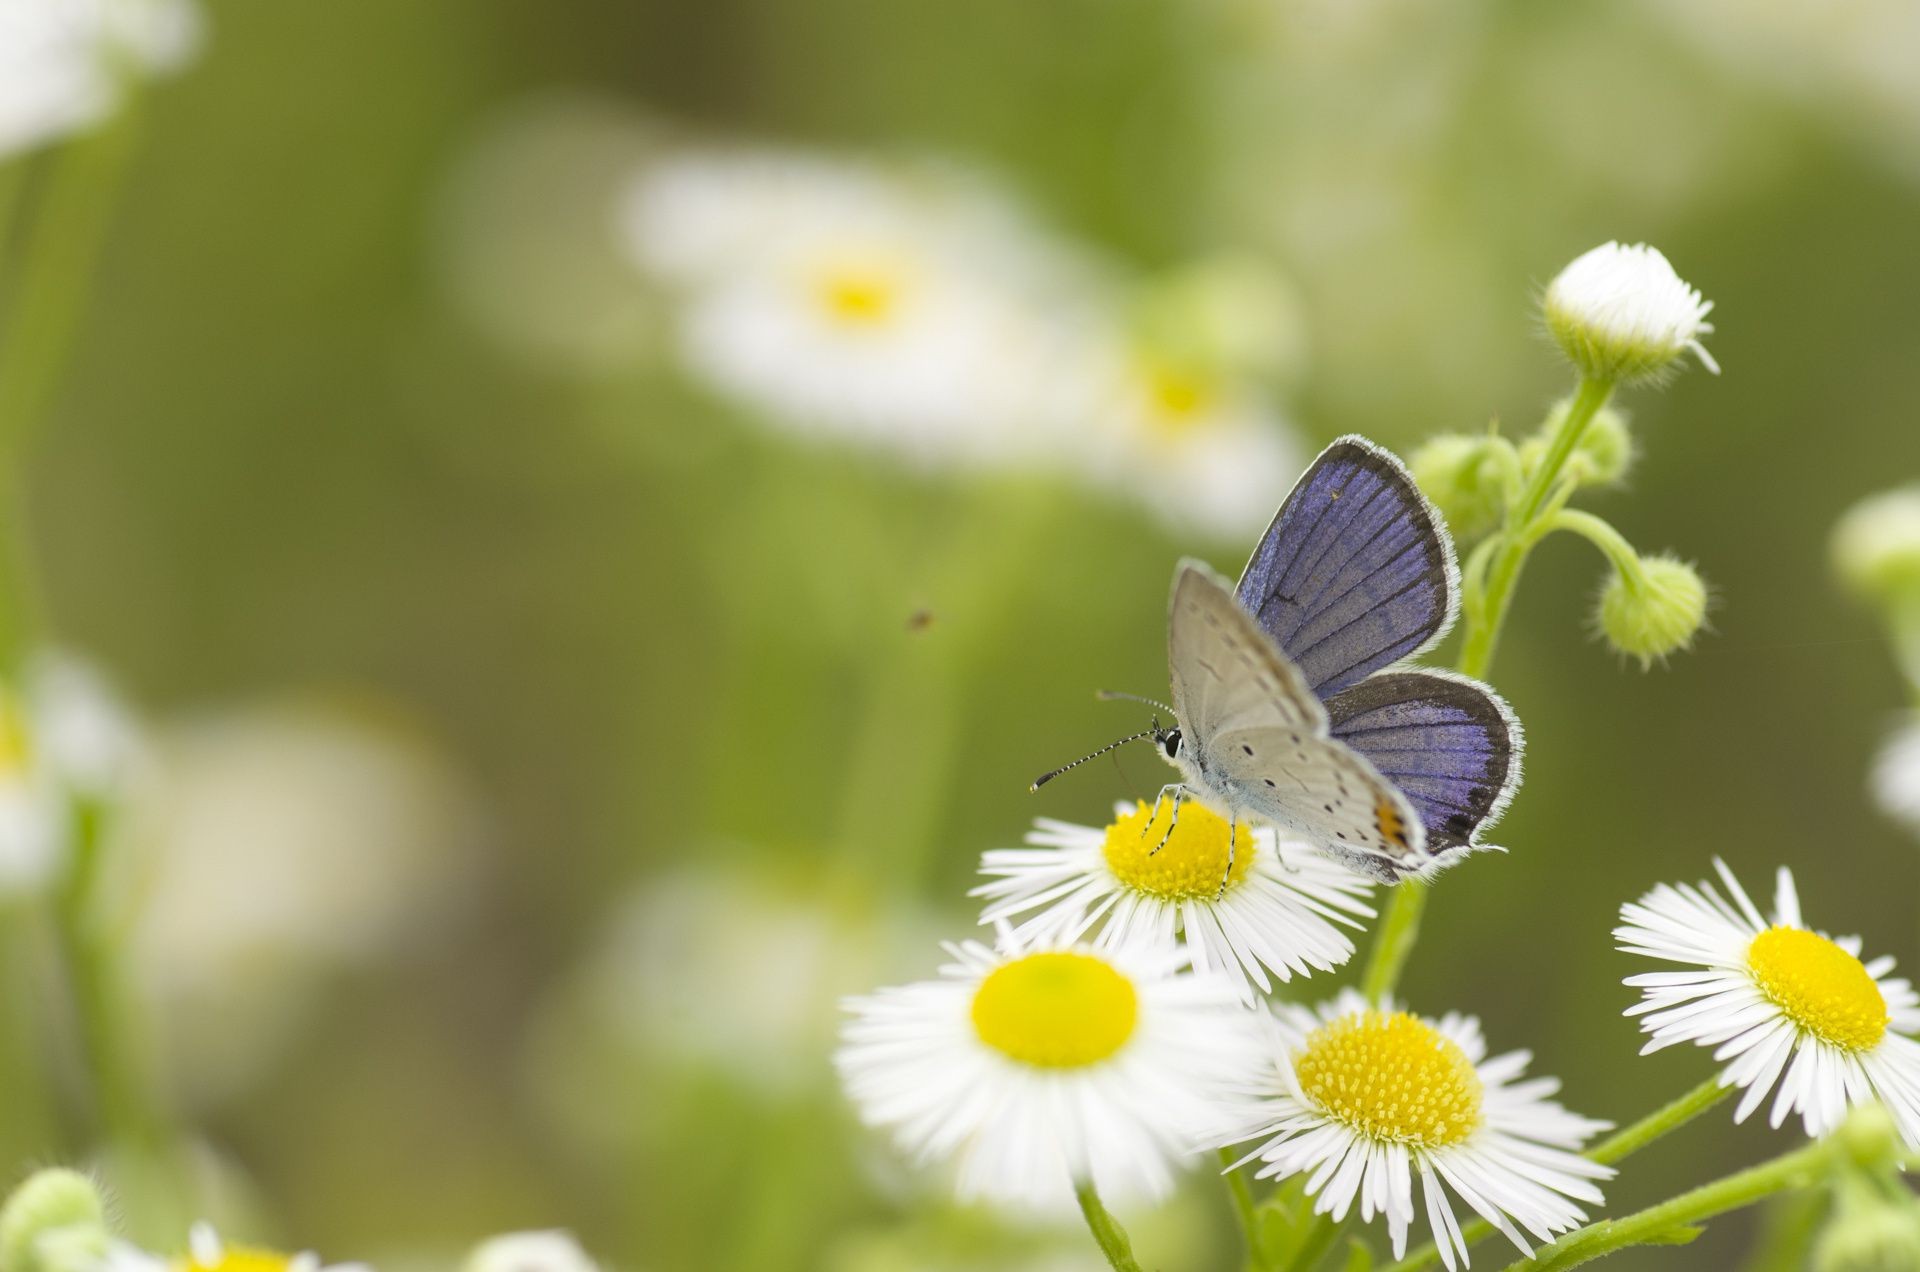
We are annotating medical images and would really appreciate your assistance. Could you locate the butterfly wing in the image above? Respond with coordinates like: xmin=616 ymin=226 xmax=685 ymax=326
xmin=1324 ymin=669 xmax=1522 ymax=861
xmin=1168 ymin=560 xmax=1430 ymax=882
xmin=1236 ymin=436 xmax=1459 ymax=699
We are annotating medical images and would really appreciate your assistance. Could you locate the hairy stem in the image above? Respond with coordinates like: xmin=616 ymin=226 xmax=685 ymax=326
xmin=1076 ymin=1179 xmax=1145 ymax=1272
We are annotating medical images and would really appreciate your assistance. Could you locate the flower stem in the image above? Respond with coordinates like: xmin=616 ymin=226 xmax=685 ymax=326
xmin=1383 ymin=1077 xmax=1730 ymax=1272
xmin=1359 ymin=878 xmax=1426 ymax=1005
xmin=1587 ymin=1076 xmax=1731 ymax=1166
xmin=1499 ymin=1138 xmax=1834 ymax=1271
xmin=1076 ymin=1178 xmax=1145 ymax=1272
xmin=1220 ymin=1148 xmax=1265 ymax=1267
xmin=1457 ymin=377 xmax=1613 ymax=680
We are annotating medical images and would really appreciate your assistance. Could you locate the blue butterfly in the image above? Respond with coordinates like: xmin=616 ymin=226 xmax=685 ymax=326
xmin=1039 ymin=436 xmax=1522 ymax=885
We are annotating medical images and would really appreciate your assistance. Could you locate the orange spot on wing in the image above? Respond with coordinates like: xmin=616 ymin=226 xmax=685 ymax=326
xmin=1375 ymin=798 xmax=1408 ymax=849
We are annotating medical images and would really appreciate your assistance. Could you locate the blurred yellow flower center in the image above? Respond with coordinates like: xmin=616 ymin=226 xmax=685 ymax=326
xmin=1295 ymin=1010 xmax=1482 ymax=1148
xmin=1747 ymin=926 xmax=1888 ymax=1052
xmin=1103 ymin=800 xmax=1254 ymax=900
xmin=809 ymin=254 xmax=908 ymax=327
xmin=1140 ymin=359 xmax=1218 ymax=438
xmin=971 ymin=951 xmax=1138 ymax=1068
xmin=0 ymin=691 xmax=30 ymax=777
xmin=176 ymin=1246 xmax=297 ymax=1272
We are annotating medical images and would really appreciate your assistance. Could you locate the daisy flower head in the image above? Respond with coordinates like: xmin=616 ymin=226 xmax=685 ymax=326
xmin=1543 ymin=241 xmax=1716 ymax=383
xmin=0 ymin=0 xmax=202 ymax=159
xmin=620 ymin=146 xmax=1073 ymax=470
xmin=1216 ymin=989 xmax=1611 ymax=1270
xmin=973 ymin=800 xmax=1375 ymax=1005
xmin=103 ymin=1223 xmax=369 ymax=1272
xmin=1617 ymin=859 xmax=1920 ymax=1146
xmin=464 ymin=1231 xmax=597 ymax=1272
xmin=836 ymin=930 xmax=1264 ymax=1211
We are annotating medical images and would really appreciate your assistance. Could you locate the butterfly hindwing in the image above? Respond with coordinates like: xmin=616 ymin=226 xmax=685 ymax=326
xmin=1168 ymin=561 xmax=1429 ymax=881
xmin=1324 ymin=669 xmax=1521 ymax=860
xmin=1235 ymin=436 xmax=1458 ymax=699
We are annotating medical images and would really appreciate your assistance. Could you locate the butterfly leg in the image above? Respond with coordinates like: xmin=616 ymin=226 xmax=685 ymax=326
xmin=1148 ymin=786 xmax=1185 ymax=856
xmin=1142 ymin=783 xmax=1183 ymax=840
xmin=1217 ymin=814 xmax=1237 ymax=901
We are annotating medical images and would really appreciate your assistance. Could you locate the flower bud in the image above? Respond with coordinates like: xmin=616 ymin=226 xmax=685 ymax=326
xmin=1596 ymin=554 xmax=1708 ymax=668
xmin=1815 ymin=1164 xmax=1920 ymax=1272
xmin=0 ymin=1170 xmax=109 ymax=1272
xmin=1409 ymin=433 xmax=1515 ymax=540
xmin=1544 ymin=242 xmax=1716 ymax=384
xmin=1832 ymin=488 xmax=1920 ymax=605
xmin=1520 ymin=401 xmax=1634 ymax=488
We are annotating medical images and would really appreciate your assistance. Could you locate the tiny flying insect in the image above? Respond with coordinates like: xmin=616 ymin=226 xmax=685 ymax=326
xmin=1033 ymin=436 xmax=1523 ymax=888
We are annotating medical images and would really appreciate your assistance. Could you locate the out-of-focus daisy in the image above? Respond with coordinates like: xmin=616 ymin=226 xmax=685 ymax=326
xmin=104 ymin=1222 xmax=369 ymax=1272
xmin=0 ymin=0 xmax=202 ymax=159
xmin=837 ymin=932 xmax=1263 ymax=1211
xmin=1215 ymin=989 xmax=1611 ymax=1270
xmin=1617 ymin=859 xmax=1920 ymax=1146
xmin=0 ymin=651 xmax=143 ymax=897
xmin=464 ymin=1231 xmax=597 ymax=1272
xmin=621 ymin=148 xmax=1073 ymax=469
xmin=1872 ymin=716 xmax=1920 ymax=835
xmin=973 ymin=800 xmax=1373 ymax=1004
xmin=1543 ymin=241 xmax=1716 ymax=382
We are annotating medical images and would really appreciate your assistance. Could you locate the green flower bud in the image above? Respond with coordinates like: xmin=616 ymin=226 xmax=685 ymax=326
xmin=0 ymin=1170 xmax=109 ymax=1272
xmin=1409 ymin=432 xmax=1516 ymax=540
xmin=1832 ymin=488 xmax=1920 ymax=605
xmin=1596 ymin=554 xmax=1708 ymax=668
xmin=1543 ymin=242 xmax=1716 ymax=384
xmin=1520 ymin=400 xmax=1634 ymax=488
xmin=1815 ymin=1168 xmax=1920 ymax=1272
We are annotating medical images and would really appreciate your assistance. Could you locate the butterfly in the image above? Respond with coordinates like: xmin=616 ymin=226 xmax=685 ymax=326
xmin=1036 ymin=436 xmax=1522 ymax=885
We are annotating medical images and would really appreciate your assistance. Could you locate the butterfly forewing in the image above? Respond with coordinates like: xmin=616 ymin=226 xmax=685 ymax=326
xmin=1168 ymin=561 xmax=1429 ymax=880
xmin=1236 ymin=438 xmax=1458 ymax=699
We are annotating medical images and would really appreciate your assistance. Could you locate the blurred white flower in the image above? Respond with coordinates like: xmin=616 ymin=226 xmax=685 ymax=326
xmin=116 ymin=696 xmax=482 ymax=1104
xmin=464 ymin=1232 xmax=596 ymax=1272
xmin=622 ymin=148 xmax=1075 ymax=469
xmin=1873 ymin=717 xmax=1920 ymax=834
xmin=838 ymin=933 xmax=1263 ymax=1211
xmin=0 ymin=650 xmax=143 ymax=898
xmin=1544 ymin=241 xmax=1716 ymax=382
xmin=0 ymin=0 xmax=202 ymax=158
xmin=1833 ymin=486 xmax=1920 ymax=606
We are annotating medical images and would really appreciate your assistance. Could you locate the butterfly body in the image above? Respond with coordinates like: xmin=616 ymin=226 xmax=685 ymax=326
xmin=1157 ymin=435 xmax=1522 ymax=884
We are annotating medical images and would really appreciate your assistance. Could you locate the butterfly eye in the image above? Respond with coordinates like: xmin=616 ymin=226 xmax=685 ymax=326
xmin=1161 ymin=729 xmax=1182 ymax=759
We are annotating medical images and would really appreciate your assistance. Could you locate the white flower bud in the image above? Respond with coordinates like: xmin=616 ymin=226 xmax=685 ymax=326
xmin=465 ymin=1231 xmax=598 ymax=1272
xmin=1596 ymin=554 xmax=1708 ymax=668
xmin=1833 ymin=488 xmax=1920 ymax=605
xmin=1544 ymin=242 xmax=1716 ymax=383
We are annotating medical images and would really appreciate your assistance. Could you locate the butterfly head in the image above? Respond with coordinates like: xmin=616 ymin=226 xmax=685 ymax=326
xmin=1153 ymin=721 xmax=1182 ymax=761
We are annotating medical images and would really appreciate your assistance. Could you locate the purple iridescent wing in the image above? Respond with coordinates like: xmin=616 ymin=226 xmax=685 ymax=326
xmin=1235 ymin=437 xmax=1458 ymax=699
xmin=1323 ymin=669 xmax=1521 ymax=860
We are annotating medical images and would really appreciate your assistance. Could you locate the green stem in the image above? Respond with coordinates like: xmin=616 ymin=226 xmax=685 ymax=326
xmin=1221 ymin=1148 xmax=1264 ymax=1268
xmin=1359 ymin=879 xmax=1427 ymax=1005
xmin=51 ymin=798 xmax=166 ymax=1154
xmin=1384 ymin=1077 xmax=1731 ymax=1272
xmin=1587 ymin=1076 xmax=1731 ymax=1166
xmin=1501 ymin=1138 xmax=1833 ymax=1271
xmin=1283 ymin=1215 xmax=1345 ymax=1272
xmin=1076 ymin=1178 xmax=1145 ymax=1272
xmin=1542 ymin=510 xmax=1643 ymax=589
xmin=0 ymin=109 xmax=141 ymax=464
xmin=1457 ymin=377 xmax=1614 ymax=680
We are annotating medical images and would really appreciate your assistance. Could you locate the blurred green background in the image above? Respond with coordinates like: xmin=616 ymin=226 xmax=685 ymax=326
xmin=9 ymin=0 xmax=1920 ymax=1268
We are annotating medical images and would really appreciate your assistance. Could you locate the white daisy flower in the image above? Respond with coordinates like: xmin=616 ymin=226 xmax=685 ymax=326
xmin=837 ymin=932 xmax=1264 ymax=1211
xmin=1617 ymin=859 xmax=1920 ymax=1147
xmin=1216 ymin=989 xmax=1612 ymax=1271
xmin=103 ymin=1222 xmax=370 ymax=1272
xmin=464 ymin=1231 xmax=597 ymax=1272
xmin=620 ymin=148 xmax=1073 ymax=469
xmin=0 ymin=0 xmax=202 ymax=159
xmin=1543 ymin=241 xmax=1716 ymax=383
xmin=973 ymin=800 xmax=1374 ymax=1005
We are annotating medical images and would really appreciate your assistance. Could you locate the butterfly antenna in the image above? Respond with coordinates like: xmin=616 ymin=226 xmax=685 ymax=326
xmin=1031 ymin=728 xmax=1157 ymax=791
xmin=1096 ymin=689 xmax=1175 ymax=715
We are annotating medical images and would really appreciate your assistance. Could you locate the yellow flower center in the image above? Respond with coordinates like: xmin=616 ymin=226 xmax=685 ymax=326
xmin=1102 ymin=799 xmax=1255 ymax=900
xmin=1294 ymin=1010 xmax=1483 ymax=1148
xmin=176 ymin=1246 xmax=299 ymax=1272
xmin=1139 ymin=358 xmax=1219 ymax=439
xmin=0 ymin=691 xmax=30 ymax=777
xmin=1747 ymin=926 xmax=1889 ymax=1052
xmin=808 ymin=253 xmax=909 ymax=327
xmin=971 ymin=951 xmax=1139 ymax=1068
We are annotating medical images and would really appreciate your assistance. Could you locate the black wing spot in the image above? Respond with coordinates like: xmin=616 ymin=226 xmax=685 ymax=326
xmin=1263 ymin=778 xmax=1276 ymax=788
xmin=1241 ymin=745 xmax=1254 ymax=756
xmin=1323 ymin=804 xmax=1333 ymax=813
xmin=1336 ymin=832 xmax=1348 ymax=840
